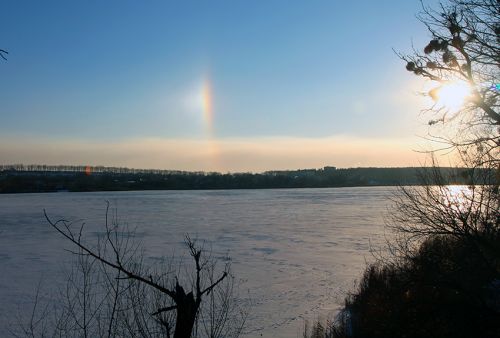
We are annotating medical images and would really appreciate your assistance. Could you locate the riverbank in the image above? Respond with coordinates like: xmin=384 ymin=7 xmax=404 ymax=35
xmin=0 ymin=166 xmax=479 ymax=194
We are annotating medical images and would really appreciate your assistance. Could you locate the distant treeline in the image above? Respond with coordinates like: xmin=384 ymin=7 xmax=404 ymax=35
xmin=0 ymin=165 xmax=487 ymax=193
xmin=0 ymin=164 xmax=192 ymax=175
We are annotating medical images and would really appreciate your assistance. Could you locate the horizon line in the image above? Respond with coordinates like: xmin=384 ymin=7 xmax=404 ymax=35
xmin=0 ymin=163 xmax=464 ymax=175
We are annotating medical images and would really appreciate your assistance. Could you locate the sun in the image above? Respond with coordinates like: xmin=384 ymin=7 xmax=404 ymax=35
xmin=430 ymin=81 xmax=472 ymax=111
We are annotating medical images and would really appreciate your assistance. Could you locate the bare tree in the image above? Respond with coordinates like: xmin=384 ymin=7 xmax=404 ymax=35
xmin=387 ymin=0 xmax=500 ymax=292
xmin=0 ymin=48 xmax=7 ymax=60
xmin=26 ymin=203 xmax=246 ymax=338
xmin=388 ymin=157 xmax=499 ymax=255
xmin=316 ymin=2 xmax=500 ymax=336
xmin=399 ymin=0 xmax=499 ymax=161
xmin=395 ymin=0 xmax=499 ymax=240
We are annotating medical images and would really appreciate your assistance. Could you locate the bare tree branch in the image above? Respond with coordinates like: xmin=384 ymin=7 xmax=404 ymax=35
xmin=42 ymin=206 xmax=241 ymax=338
xmin=0 ymin=49 xmax=7 ymax=61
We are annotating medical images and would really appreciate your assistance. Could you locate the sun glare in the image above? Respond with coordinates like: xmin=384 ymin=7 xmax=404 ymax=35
xmin=432 ymin=81 xmax=471 ymax=111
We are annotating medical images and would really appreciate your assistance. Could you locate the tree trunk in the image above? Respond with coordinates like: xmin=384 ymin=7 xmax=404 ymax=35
xmin=173 ymin=287 xmax=199 ymax=338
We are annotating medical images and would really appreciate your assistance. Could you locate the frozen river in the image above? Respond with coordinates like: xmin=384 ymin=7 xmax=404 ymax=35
xmin=0 ymin=187 xmax=393 ymax=337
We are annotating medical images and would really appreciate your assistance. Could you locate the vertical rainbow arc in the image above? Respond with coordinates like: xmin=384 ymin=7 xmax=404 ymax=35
xmin=200 ymin=74 xmax=219 ymax=170
xmin=201 ymin=76 xmax=214 ymax=136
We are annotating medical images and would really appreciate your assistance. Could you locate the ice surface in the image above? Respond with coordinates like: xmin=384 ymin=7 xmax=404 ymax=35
xmin=0 ymin=187 xmax=393 ymax=337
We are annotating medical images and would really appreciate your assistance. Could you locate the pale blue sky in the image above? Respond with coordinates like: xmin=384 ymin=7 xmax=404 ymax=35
xmin=0 ymin=1 xmax=441 ymax=171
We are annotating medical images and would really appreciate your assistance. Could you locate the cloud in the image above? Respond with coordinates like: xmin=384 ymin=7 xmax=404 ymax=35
xmin=0 ymin=135 xmax=427 ymax=172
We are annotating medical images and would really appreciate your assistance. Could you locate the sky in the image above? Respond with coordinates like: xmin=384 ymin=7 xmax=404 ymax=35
xmin=0 ymin=0 xmax=443 ymax=172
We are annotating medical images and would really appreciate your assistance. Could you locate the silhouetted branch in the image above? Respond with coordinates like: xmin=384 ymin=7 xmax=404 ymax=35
xmin=398 ymin=0 xmax=500 ymax=156
xmin=43 ymin=207 xmax=242 ymax=338
xmin=201 ymin=271 xmax=228 ymax=296
xmin=152 ymin=305 xmax=177 ymax=316
xmin=44 ymin=209 xmax=177 ymax=299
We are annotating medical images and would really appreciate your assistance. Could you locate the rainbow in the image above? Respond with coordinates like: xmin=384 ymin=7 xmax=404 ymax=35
xmin=200 ymin=74 xmax=220 ymax=170
xmin=201 ymin=76 xmax=214 ymax=135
